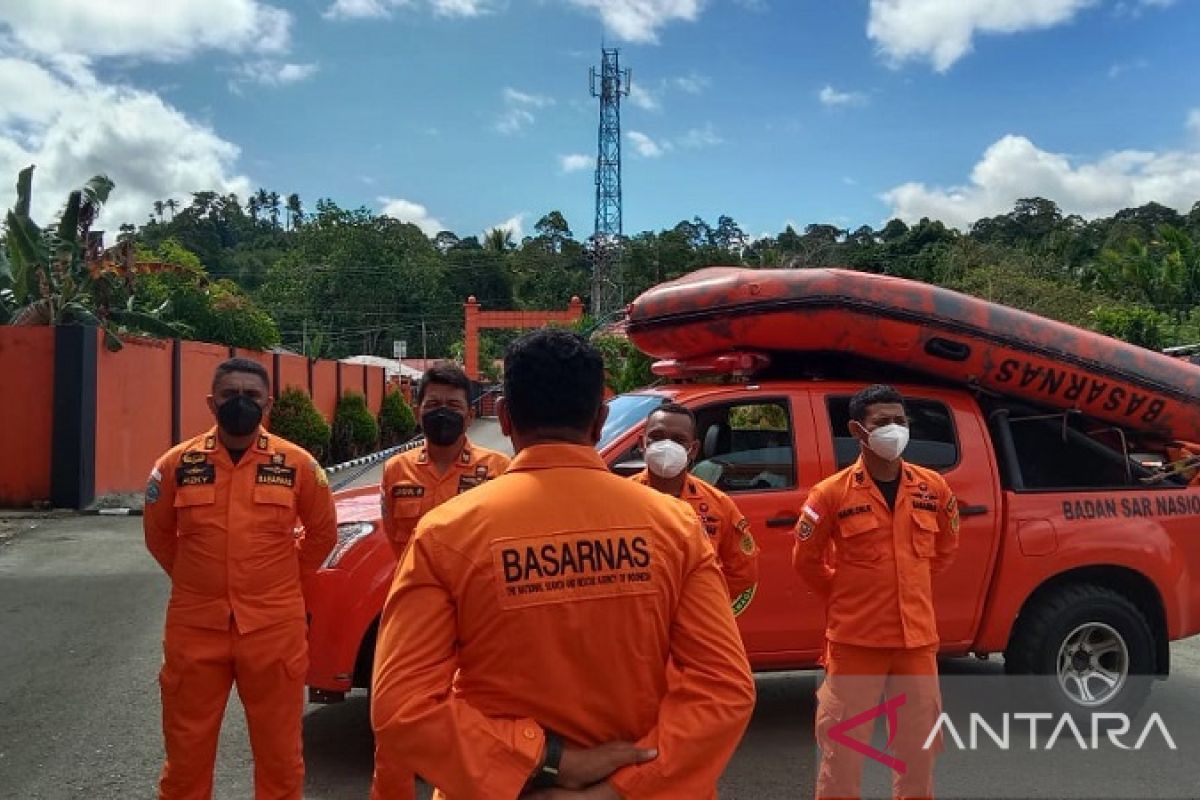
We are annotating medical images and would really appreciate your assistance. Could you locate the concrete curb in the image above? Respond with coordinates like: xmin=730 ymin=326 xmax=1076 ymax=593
xmin=79 ymin=438 xmax=423 ymax=516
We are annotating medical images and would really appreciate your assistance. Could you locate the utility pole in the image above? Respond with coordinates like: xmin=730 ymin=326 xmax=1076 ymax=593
xmin=590 ymin=48 xmax=630 ymax=319
xmin=421 ymin=320 xmax=428 ymax=370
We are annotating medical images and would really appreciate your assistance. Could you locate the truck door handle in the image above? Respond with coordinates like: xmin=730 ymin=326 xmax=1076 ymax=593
xmin=960 ymin=504 xmax=989 ymax=517
xmin=766 ymin=514 xmax=799 ymax=528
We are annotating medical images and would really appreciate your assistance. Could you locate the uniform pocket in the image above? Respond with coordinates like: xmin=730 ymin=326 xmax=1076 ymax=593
xmin=253 ymin=485 xmax=297 ymax=533
xmin=391 ymin=498 xmax=424 ymax=522
xmin=837 ymin=512 xmax=882 ymax=563
xmin=911 ymin=513 xmax=938 ymax=558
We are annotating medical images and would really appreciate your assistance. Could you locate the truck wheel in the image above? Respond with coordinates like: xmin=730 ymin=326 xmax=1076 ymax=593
xmin=1004 ymin=583 xmax=1155 ymax=716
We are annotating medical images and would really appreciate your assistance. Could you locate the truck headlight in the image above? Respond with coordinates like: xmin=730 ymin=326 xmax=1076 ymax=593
xmin=324 ymin=521 xmax=376 ymax=568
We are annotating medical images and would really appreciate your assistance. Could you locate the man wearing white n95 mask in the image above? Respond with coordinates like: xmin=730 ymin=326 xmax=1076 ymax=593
xmin=632 ymin=403 xmax=759 ymax=606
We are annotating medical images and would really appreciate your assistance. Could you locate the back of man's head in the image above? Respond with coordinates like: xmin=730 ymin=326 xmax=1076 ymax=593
xmin=503 ymin=328 xmax=604 ymax=434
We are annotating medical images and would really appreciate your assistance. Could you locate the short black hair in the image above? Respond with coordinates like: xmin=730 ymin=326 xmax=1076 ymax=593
xmin=212 ymin=357 xmax=269 ymax=393
xmin=503 ymin=328 xmax=604 ymax=432
xmin=649 ymin=402 xmax=697 ymax=434
xmin=849 ymin=384 xmax=905 ymax=422
xmin=418 ymin=361 xmax=472 ymax=404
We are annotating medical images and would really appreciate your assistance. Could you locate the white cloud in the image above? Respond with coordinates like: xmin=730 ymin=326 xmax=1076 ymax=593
xmin=323 ymin=0 xmax=411 ymax=20
xmin=231 ymin=60 xmax=319 ymax=91
xmin=0 ymin=0 xmax=291 ymax=61
xmin=867 ymin=0 xmax=1095 ymax=72
xmin=502 ymin=87 xmax=552 ymax=108
xmin=0 ymin=57 xmax=252 ymax=229
xmin=495 ymin=87 xmax=554 ymax=134
xmin=558 ymin=153 xmax=592 ymax=173
xmin=378 ymin=196 xmax=445 ymax=235
xmin=1107 ymin=58 xmax=1149 ymax=78
xmin=881 ymin=133 xmax=1200 ymax=230
xmin=429 ymin=0 xmax=494 ymax=16
xmin=673 ymin=72 xmax=711 ymax=94
xmin=1188 ymin=109 xmax=1200 ymax=137
xmin=628 ymin=83 xmax=661 ymax=111
xmin=818 ymin=84 xmax=868 ymax=107
xmin=489 ymin=213 xmax=526 ymax=241
xmin=628 ymin=130 xmax=669 ymax=158
xmin=566 ymin=0 xmax=704 ymax=44
xmin=323 ymin=0 xmax=493 ymax=20
xmin=678 ymin=123 xmax=722 ymax=148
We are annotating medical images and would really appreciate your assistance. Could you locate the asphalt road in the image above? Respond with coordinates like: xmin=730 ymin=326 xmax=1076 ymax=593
xmin=1 ymin=423 xmax=1198 ymax=799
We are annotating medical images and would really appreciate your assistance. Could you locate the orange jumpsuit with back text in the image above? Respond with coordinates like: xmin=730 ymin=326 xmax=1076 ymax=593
xmin=379 ymin=438 xmax=510 ymax=559
xmin=792 ymin=457 xmax=959 ymax=800
xmin=371 ymin=444 xmax=756 ymax=799
xmin=631 ymin=469 xmax=759 ymax=602
xmin=144 ymin=428 xmax=336 ymax=800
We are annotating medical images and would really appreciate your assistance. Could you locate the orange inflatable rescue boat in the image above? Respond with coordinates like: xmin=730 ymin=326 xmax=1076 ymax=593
xmin=625 ymin=267 xmax=1200 ymax=441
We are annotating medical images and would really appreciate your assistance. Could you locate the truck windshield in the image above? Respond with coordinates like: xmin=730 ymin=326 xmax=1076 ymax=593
xmin=597 ymin=394 xmax=666 ymax=451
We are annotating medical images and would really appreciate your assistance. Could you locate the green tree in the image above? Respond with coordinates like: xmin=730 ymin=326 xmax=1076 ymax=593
xmin=378 ymin=389 xmax=417 ymax=446
xmin=269 ymin=388 xmax=332 ymax=463
xmin=332 ymin=391 xmax=380 ymax=462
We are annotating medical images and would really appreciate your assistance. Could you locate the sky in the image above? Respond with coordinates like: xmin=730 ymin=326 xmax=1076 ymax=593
xmin=0 ymin=0 xmax=1197 ymax=243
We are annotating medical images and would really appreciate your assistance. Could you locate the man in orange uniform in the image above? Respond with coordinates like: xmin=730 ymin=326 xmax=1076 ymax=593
xmin=632 ymin=403 xmax=759 ymax=608
xmin=371 ymin=329 xmax=756 ymax=799
xmin=373 ymin=361 xmax=509 ymax=799
xmin=379 ymin=361 xmax=510 ymax=559
xmin=792 ymin=385 xmax=959 ymax=800
xmin=144 ymin=358 xmax=336 ymax=799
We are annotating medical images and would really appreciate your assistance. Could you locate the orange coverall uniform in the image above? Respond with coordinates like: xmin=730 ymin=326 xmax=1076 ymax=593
xmin=144 ymin=428 xmax=336 ymax=800
xmin=371 ymin=444 xmax=756 ymax=799
xmin=632 ymin=469 xmax=759 ymax=604
xmin=792 ymin=457 xmax=959 ymax=800
xmin=372 ymin=437 xmax=510 ymax=800
xmin=379 ymin=438 xmax=510 ymax=558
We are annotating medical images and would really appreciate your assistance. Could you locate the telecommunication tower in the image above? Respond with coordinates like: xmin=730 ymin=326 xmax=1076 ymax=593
xmin=589 ymin=48 xmax=630 ymax=319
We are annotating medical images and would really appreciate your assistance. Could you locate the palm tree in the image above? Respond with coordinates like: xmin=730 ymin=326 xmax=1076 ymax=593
xmin=247 ymin=196 xmax=260 ymax=224
xmin=268 ymin=191 xmax=281 ymax=229
xmin=153 ymin=200 xmax=164 ymax=222
xmin=286 ymin=193 xmax=302 ymax=230
xmin=1 ymin=166 xmax=180 ymax=348
xmin=165 ymin=198 xmax=178 ymax=220
xmin=484 ymin=227 xmax=514 ymax=253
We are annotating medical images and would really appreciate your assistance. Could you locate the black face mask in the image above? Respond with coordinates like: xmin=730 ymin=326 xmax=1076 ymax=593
xmin=217 ymin=395 xmax=263 ymax=437
xmin=422 ymin=408 xmax=466 ymax=447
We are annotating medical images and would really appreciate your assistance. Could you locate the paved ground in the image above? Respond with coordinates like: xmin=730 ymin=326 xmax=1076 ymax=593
xmin=2 ymin=423 xmax=1198 ymax=799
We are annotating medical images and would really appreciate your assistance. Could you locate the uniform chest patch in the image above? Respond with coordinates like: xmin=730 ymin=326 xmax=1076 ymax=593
xmin=392 ymin=484 xmax=425 ymax=498
xmin=256 ymin=463 xmax=296 ymax=487
xmin=176 ymin=462 xmax=216 ymax=486
xmin=838 ymin=504 xmax=872 ymax=519
xmin=912 ymin=500 xmax=939 ymax=512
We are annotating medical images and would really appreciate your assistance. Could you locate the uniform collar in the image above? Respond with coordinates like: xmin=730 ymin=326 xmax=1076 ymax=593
xmin=851 ymin=455 xmax=916 ymax=508
xmin=201 ymin=426 xmax=272 ymax=457
xmin=508 ymin=443 xmax=608 ymax=473
xmin=631 ymin=468 xmax=699 ymax=498
xmin=417 ymin=437 xmax=474 ymax=467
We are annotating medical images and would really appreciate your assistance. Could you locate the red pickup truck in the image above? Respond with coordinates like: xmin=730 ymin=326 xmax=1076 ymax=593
xmin=306 ymin=374 xmax=1200 ymax=715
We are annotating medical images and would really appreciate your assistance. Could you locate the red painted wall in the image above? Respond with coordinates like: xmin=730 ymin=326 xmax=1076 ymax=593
xmin=0 ymin=328 xmax=54 ymax=505
xmin=178 ymin=341 xmax=227 ymax=441
xmin=276 ymin=353 xmax=308 ymax=396
xmin=312 ymin=360 xmax=337 ymax=422
xmin=95 ymin=336 xmax=172 ymax=496
xmin=366 ymin=365 xmax=384 ymax=413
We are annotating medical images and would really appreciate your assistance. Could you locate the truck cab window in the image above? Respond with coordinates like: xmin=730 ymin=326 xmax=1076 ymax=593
xmin=1001 ymin=412 xmax=1178 ymax=490
xmin=692 ymin=401 xmax=796 ymax=493
xmin=827 ymin=397 xmax=959 ymax=471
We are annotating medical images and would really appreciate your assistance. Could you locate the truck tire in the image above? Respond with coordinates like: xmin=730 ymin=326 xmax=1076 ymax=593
xmin=1004 ymin=583 xmax=1155 ymax=716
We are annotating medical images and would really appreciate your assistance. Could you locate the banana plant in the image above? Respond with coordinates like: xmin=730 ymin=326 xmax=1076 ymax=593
xmin=2 ymin=166 xmax=184 ymax=349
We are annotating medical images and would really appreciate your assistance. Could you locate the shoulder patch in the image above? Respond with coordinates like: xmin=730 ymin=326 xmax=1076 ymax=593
xmin=731 ymin=585 xmax=756 ymax=617
xmin=797 ymin=518 xmax=815 ymax=541
xmin=145 ymin=475 xmax=161 ymax=504
xmin=313 ymin=461 xmax=329 ymax=488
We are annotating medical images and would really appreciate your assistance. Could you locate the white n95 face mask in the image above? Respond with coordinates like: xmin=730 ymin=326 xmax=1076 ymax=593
xmin=645 ymin=440 xmax=690 ymax=479
xmin=867 ymin=423 xmax=910 ymax=462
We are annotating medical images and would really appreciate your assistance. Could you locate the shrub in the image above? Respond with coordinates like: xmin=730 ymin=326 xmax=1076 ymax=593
xmin=378 ymin=389 xmax=417 ymax=447
xmin=332 ymin=391 xmax=380 ymax=463
xmin=268 ymin=388 xmax=332 ymax=463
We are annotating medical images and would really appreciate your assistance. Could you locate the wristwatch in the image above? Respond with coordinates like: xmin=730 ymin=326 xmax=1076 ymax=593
xmin=530 ymin=728 xmax=563 ymax=789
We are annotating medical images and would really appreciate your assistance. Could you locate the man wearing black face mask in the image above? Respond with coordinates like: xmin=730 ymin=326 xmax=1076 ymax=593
xmin=373 ymin=361 xmax=510 ymax=799
xmin=143 ymin=357 xmax=336 ymax=799
xmin=379 ymin=361 xmax=510 ymax=561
